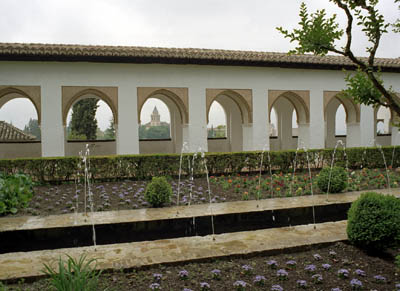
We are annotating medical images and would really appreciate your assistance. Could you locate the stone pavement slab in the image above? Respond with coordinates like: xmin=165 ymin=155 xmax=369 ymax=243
xmin=0 ymin=220 xmax=347 ymax=281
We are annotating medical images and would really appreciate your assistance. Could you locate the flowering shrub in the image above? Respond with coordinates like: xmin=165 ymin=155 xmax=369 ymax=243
xmin=271 ymin=285 xmax=284 ymax=291
xmin=253 ymin=275 xmax=266 ymax=286
xmin=241 ymin=264 xmax=253 ymax=275
xmin=354 ymin=269 xmax=365 ymax=277
xmin=350 ymin=278 xmax=363 ymax=290
xmin=200 ymin=282 xmax=211 ymax=290
xmin=178 ymin=270 xmax=189 ymax=280
xmin=305 ymin=264 xmax=316 ymax=273
xmin=211 ymin=269 xmax=221 ymax=280
xmin=296 ymin=280 xmax=307 ymax=289
xmin=373 ymin=275 xmax=386 ymax=283
xmin=277 ymin=269 xmax=289 ymax=280
xmin=338 ymin=269 xmax=349 ymax=279
xmin=149 ymin=282 xmax=161 ymax=290
xmin=322 ymin=263 xmax=331 ymax=270
xmin=153 ymin=273 xmax=162 ymax=281
xmin=286 ymin=260 xmax=297 ymax=269
xmin=311 ymin=274 xmax=323 ymax=284
xmin=267 ymin=260 xmax=278 ymax=269
xmin=233 ymin=280 xmax=247 ymax=290
xmin=313 ymin=254 xmax=322 ymax=260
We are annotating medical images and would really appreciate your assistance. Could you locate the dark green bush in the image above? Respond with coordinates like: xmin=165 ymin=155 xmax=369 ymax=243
xmin=347 ymin=192 xmax=400 ymax=251
xmin=144 ymin=176 xmax=172 ymax=207
xmin=0 ymin=173 xmax=34 ymax=215
xmin=316 ymin=166 xmax=347 ymax=193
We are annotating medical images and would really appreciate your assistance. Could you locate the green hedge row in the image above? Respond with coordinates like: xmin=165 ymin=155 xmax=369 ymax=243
xmin=0 ymin=146 xmax=399 ymax=183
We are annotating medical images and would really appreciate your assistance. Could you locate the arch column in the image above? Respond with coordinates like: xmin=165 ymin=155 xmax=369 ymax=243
xmin=118 ymin=83 xmax=139 ymax=154
xmin=188 ymin=87 xmax=207 ymax=152
xmin=252 ymin=87 xmax=268 ymax=151
xmin=347 ymin=122 xmax=361 ymax=148
xmin=360 ymin=105 xmax=375 ymax=147
xmin=41 ymin=83 xmax=64 ymax=157
xmin=309 ymin=89 xmax=324 ymax=149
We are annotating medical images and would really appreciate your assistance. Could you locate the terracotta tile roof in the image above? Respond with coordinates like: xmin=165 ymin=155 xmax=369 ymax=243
xmin=0 ymin=121 xmax=36 ymax=141
xmin=0 ymin=42 xmax=399 ymax=72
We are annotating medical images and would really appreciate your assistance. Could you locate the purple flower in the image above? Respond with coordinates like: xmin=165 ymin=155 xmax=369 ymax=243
xmin=178 ymin=270 xmax=188 ymax=280
xmin=311 ymin=274 xmax=323 ymax=284
xmin=329 ymin=250 xmax=337 ymax=257
xmin=267 ymin=259 xmax=278 ymax=269
xmin=200 ymin=282 xmax=210 ymax=290
xmin=350 ymin=278 xmax=363 ymax=290
xmin=322 ymin=263 xmax=331 ymax=270
xmin=313 ymin=254 xmax=322 ymax=260
xmin=183 ymin=289 xmax=193 ymax=291
xmin=153 ymin=273 xmax=162 ymax=281
xmin=354 ymin=269 xmax=365 ymax=277
xmin=277 ymin=269 xmax=288 ymax=280
xmin=211 ymin=269 xmax=221 ymax=279
xmin=253 ymin=275 xmax=266 ymax=286
xmin=233 ymin=280 xmax=247 ymax=290
xmin=241 ymin=264 xmax=253 ymax=274
xmin=305 ymin=264 xmax=316 ymax=273
xmin=271 ymin=285 xmax=284 ymax=291
xmin=338 ymin=268 xmax=349 ymax=278
xmin=331 ymin=288 xmax=342 ymax=291
xmin=374 ymin=275 xmax=386 ymax=283
xmin=297 ymin=280 xmax=307 ymax=288
xmin=149 ymin=283 xmax=161 ymax=290
xmin=286 ymin=260 xmax=296 ymax=268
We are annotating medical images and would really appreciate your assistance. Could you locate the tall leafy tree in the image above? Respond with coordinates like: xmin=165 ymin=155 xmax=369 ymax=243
xmin=277 ymin=1 xmax=400 ymax=118
xmin=23 ymin=118 xmax=41 ymax=140
xmin=69 ymin=98 xmax=99 ymax=140
xmin=104 ymin=117 xmax=116 ymax=139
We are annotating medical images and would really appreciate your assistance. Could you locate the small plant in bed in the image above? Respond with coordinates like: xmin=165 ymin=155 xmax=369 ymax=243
xmin=144 ymin=176 xmax=172 ymax=207
xmin=0 ymin=172 xmax=33 ymax=215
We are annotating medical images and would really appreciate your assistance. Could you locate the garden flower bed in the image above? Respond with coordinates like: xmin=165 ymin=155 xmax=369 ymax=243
xmin=4 ymin=242 xmax=399 ymax=290
xmin=11 ymin=167 xmax=400 ymax=217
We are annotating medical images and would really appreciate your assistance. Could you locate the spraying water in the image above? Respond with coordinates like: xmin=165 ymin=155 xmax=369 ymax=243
xmin=200 ymin=150 xmax=216 ymax=240
xmin=326 ymin=140 xmax=346 ymax=201
xmin=377 ymin=143 xmax=391 ymax=189
xmin=299 ymin=143 xmax=316 ymax=229
xmin=81 ymin=144 xmax=97 ymax=248
xmin=177 ymin=142 xmax=189 ymax=207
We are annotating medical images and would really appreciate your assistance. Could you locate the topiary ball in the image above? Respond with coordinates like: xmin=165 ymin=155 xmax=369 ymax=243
xmin=144 ymin=177 xmax=172 ymax=207
xmin=316 ymin=166 xmax=347 ymax=193
xmin=347 ymin=192 xmax=400 ymax=251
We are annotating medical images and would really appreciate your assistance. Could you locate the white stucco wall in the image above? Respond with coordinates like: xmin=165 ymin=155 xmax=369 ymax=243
xmin=0 ymin=61 xmax=399 ymax=157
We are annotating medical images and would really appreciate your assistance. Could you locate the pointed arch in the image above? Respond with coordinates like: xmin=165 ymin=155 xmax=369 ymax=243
xmin=206 ymin=89 xmax=252 ymax=124
xmin=62 ymin=86 xmax=118 ymax=126
xmin=0 ymin=86 xmax=41 ymax=125
xmin=324 ymin=91 xmax=360 ymax=123
xmin=137 ymin=87 xmax=188 ymax=124
xmin=268 ymin=90 xmax=309 ymax=124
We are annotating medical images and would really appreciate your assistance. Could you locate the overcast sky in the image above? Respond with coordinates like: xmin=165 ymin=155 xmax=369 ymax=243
xmin=0 ymin=0 xmax=398 ymax=131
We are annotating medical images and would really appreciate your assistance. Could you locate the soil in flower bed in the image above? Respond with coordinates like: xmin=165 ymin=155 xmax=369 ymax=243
xmin=10 ymin=168 xmax=400 ymax=217
xmin=4 ymin=242 xmax=399 ymax=290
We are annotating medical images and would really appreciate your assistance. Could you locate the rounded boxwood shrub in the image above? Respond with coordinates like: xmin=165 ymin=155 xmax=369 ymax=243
xmin=347 ymin=192 xmax=400 ymax=251
xmin=144 ymin=176 xmax=172 ymax=207
xmin=316 ymin=166 xmax=347 ymax=193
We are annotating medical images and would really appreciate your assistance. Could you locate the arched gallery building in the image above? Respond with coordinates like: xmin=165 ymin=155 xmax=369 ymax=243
xmin=0 ymin=43 xmax=399 ymax=158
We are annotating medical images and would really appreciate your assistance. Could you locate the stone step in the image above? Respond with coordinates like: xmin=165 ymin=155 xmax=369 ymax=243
xmin=0 ymin=220 xmax=347 ymax=281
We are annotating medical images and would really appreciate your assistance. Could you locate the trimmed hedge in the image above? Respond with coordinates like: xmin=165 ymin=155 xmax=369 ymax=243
xmin=347 ymin=192 xmax=400 ymax=251
xmin=0 ymin=146 xmax=399 ymax=183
